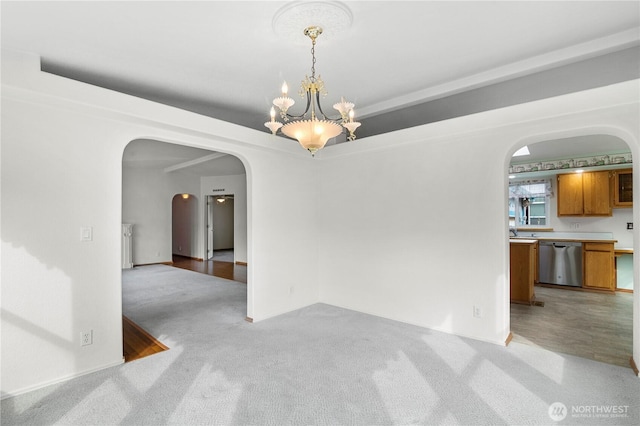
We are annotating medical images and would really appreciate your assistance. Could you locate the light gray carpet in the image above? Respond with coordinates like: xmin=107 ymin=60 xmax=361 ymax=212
xmin=2 ymin=264 xmax=639 ymax=425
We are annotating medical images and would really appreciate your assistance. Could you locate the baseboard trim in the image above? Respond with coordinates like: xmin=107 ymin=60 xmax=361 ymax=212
xmin=631 ymin=356 xmax=639 ymax=376
xmin=245 ymin=316 xmax=253 ymax=323
xmin=133 ymin=261 xmax=173 ymax=267
xmin=505 ymin=332 xmax=513 ymax=346
xmin=322 ymin=301 xmax=507 ymax=346
xmin=1 ymin=358 xmax=124 ymax=400
xmin=172 ymin=255 xmax=202 ymax=261
xmin=236 ymin=261 xmax=248 ymax=266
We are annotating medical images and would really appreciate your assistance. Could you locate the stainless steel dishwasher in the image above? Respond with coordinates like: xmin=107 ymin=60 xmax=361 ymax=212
xmin=538 ymin=241 xmax=583 ymax=286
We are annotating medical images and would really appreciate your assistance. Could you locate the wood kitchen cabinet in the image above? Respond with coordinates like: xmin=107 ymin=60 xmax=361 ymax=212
xmin=533 ymin=242 xmax=539 ymax=284
xmin=583 ymin=242 xmax=615 ymax=291
xmin=510 ymin=240 xmax=537 ymax=304
xmin=612 ymin=169 xmax=632 ymax=208
xmin=557 ymin=173 xmax=583 ymax=215
xmin=557 ymin=171 xmax=612 ymax=216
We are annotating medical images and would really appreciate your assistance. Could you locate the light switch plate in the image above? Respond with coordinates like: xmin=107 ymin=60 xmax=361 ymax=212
xmin=81 ymin=226 xmax=93 ymax=241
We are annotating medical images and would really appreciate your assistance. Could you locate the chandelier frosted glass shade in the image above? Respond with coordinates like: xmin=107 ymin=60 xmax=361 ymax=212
xmin=265 ymin=25 xmax=361 ymax=156
xmin=281 ymin=119 xmax=343 ymax=155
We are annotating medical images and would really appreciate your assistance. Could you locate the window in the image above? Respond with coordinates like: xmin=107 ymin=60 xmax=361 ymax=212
xmin=509 ymin=180 xmax=552 ymax=227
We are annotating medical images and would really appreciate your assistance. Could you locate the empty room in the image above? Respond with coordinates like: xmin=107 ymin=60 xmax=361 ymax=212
xmin=2 ymin=1 xmax=640 ymax=424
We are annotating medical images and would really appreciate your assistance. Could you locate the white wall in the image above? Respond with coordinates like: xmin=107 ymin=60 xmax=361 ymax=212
xmin=123 ymin=163 xmax=201 ymax=264
xmin=552 ymin=200 xmax=634 ymax=248
xmin=318 ymin=131 xmax=512 ymax=343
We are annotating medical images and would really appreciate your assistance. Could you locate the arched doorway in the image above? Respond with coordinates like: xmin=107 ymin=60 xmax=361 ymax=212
xmin=122 ymin=139 xmax=249 ymax=360
xmin=506 ymin=133 xmax=636 ymax=368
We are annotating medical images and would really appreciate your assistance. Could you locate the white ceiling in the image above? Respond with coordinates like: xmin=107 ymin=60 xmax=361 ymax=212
xmin=513 ymin=135 xmax=631 ymax=165
xmin=2 ymin=1 xmax=639 ymax=172
xmin=123 ymin=139 xmax=246 ymax=176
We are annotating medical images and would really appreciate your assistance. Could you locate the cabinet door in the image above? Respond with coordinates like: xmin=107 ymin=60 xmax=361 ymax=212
xmin=613 ymin=169 xmax=632 ymax=208
xmin=583 ymin=246 xmax=614 ymax=290
xmin=510 ymin=243 xmax=535 ymax=303
xmin=557 ymin=173 xmax=583 ymax=216
xmin=582 ymin=171 xmax=612 ymax=216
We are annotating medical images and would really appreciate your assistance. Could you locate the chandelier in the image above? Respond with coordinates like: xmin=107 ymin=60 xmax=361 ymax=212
xmin=264 ymin=26 xmax=361 ymax=156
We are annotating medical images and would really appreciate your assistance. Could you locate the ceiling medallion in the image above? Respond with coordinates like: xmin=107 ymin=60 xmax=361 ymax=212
xmin=265 ymin=24 xmax=360 ymax=156
xmin=272 ymin=1 xmax=353 ymax=43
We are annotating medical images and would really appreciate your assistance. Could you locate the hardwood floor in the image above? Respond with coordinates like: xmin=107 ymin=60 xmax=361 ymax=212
xmin=511 ymin=285 xmax=633 ymax=368
xmin=172 ymin=254 xmax=247 ymax=283
xmin=122 ymin=315 xmax=169 ymax=362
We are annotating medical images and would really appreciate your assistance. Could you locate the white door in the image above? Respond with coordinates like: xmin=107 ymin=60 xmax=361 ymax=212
xmin=207 ymin=196 xmax=214 ymax=260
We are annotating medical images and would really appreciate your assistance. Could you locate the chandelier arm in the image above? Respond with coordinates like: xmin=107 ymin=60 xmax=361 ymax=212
xmin=314 ymin=91 xmax=342 ymax=122
xmin=283 ymin=89 xmax=312 ymax=120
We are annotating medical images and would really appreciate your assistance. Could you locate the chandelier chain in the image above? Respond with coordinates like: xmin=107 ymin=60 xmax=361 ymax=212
xmin=310 ymin=39 xmax=316 ymax=81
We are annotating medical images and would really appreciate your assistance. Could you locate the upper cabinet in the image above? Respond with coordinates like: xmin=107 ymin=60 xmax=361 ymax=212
xmin=557 ymin=170 xmax=612 ymax=216
xmin=557 ymin=173 xmax=583 ymax=215
xmin=612 ymin=168 xmax=632 ymax=208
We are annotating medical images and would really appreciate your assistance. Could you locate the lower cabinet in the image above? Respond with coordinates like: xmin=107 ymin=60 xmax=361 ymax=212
xmin=583 ymin=242 xmax=615 ymax=291
xmin=510 ymin=240 xmax=537 ymax=304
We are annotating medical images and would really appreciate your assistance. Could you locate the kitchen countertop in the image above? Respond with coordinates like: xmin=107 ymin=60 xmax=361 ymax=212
xmin=511 ymin=236 xmax=618 ymax=243
xmin=615 ymin=248 xmax=634 ymax=254
xmin=509 ymin=239 xmax=538 ymax=244
xmin=510 ymin=231 xmax=617 ymax=244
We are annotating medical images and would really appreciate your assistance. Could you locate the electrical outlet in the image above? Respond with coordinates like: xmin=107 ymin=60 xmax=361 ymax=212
xmin=81 ymin=330 xmax=93 ymax=346
xmin=473 ymin=306 xmax=483 ymax=318
xmin=80 ymin=226 xmax=93 ymax=242
xmin=627 ymin=222 xmax=633 ymax=230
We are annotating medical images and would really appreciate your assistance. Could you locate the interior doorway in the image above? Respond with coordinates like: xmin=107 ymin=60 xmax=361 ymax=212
xmin=207 ymin=194 xmax=235 ymax=261
xmin=172 ymin=193 xmax=199 ymax=259
xmin=122 ymin=139 xmax=250 ymax=362
xmin=507 ymin=135 xmax=635 ymax=368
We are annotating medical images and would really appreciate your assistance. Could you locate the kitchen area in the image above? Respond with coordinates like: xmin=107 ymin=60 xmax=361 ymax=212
xmin=508 ymin=135 xmax=634 ymax=368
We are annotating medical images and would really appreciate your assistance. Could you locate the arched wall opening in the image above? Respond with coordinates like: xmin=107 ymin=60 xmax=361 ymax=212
xmin=504 ymin=128 xmax=638 ymax=369
xmin=121 ymin=138 xmax=251 ymax=352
